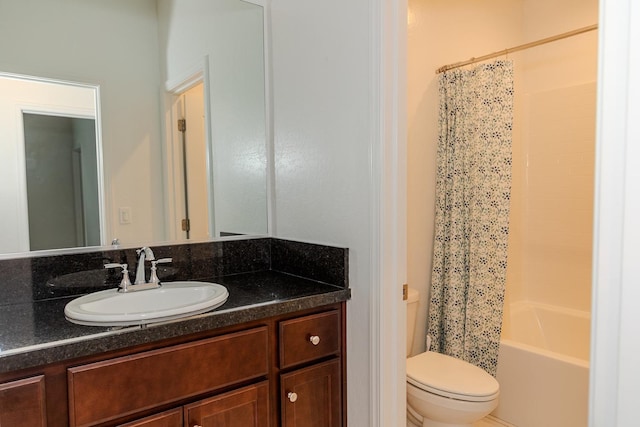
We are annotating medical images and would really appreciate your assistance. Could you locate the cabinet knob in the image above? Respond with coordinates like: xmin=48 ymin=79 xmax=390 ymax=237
xmin=193 ymin=425 xmax=203 ymax=427
xmin=287 ymin=391 xmax=298 ymax=403
xmin=309 ymin=335 xmax=321 ymax=346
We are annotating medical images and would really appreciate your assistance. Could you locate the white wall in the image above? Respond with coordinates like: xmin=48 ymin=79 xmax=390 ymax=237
xmin=269 ymin=0 xmax=373 ymax=424
xmin=590 ymin=0 xmax=640 ymax=424
xmin=0 ymin=0 xmax=165 ymax=248
xmin=157 ymin=0 xmax=268 ymax=237
xmin=406 ymin=0 xmax=523 ymax=356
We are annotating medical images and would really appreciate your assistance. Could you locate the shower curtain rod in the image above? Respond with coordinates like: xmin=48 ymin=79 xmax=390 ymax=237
xmin=435 ymin=24 xmax=598 ymax=74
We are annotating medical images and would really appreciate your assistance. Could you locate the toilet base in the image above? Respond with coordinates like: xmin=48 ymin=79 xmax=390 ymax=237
xmin=407 ymin=404 xmax=423 ymax=427
xmin=407 ymin=382 xmax=498 ymax=427
xmin=407 ymin=410 xmax=474 ymax=427
xmin=422 ymin=421 xmax=473 ymax=427
xmin=408 ymin=402 xmax=476 ymax=427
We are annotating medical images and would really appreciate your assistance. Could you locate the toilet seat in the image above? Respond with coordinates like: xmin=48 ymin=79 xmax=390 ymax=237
xmin=406 ymin=351 xmax=499 ymax=402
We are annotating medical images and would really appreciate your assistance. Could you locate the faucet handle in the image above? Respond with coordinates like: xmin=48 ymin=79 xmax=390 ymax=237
xmin=104 ymin=263 xmax=132 ymax=291
xmin=149 ymin=258 xmax=172 ymax=285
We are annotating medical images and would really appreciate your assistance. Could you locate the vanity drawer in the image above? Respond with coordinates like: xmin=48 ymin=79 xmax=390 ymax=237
xmin=68 ymin=327 xmax=269 ymax=427
xmin=279 ymin=310 xmax=341 ymax=369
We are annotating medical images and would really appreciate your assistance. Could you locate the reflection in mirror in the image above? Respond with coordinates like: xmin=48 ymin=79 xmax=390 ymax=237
xmin=0 ymin=0 xmax=269 ymax=257
xmin=24 ymin=113 xmax=101 ymax=251
xmin=173 ymin=82 xmax=209 ymax=241
xmin=160 ymin=0 xmax=268 ymax=242
xmin=0 ymin=74 xmax=104 ymax=254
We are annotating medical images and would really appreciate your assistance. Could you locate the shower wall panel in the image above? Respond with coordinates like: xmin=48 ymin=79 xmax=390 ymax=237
xmin=507 ymin=83 xmax=596 ymax=312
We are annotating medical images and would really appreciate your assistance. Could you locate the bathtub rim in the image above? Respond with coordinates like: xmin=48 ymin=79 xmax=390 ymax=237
xmin=499 ymin=337 xmax=590 ymax=369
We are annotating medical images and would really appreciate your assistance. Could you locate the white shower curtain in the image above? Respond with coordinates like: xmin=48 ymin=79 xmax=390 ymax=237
xmin=427 ymin=60 xmax=514 ymax=376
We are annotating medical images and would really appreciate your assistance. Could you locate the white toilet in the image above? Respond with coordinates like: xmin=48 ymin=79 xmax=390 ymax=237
xmin=406 ymin=288 xmax=499 ymax=427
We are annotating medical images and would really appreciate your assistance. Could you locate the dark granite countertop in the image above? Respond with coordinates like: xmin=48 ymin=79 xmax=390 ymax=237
xmin=0 ymin=270 xmax=350 ymax=374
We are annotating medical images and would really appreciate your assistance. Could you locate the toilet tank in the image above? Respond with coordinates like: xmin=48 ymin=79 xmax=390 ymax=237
xmin=406 ymin=287 xmax=420 ymax=357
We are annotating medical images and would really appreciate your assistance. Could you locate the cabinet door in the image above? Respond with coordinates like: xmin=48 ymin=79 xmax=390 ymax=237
xmin=0 ymin=375 xmax=47 ymax=426
xmin=118 ymin=408 xmax=182 ymax=427
xmin=280 ymin=360 xmax=341 ymax=427
xmin=184 ymin=382 xmax=269 ymax=427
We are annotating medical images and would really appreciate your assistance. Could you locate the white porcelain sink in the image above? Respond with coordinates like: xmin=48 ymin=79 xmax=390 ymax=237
xmin=64 ymin=281 xmax=229 ymax=327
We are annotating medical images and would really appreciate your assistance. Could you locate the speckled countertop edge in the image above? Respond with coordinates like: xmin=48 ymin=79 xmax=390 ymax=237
xmin=0 ymin=272 xmax=351 ymax=374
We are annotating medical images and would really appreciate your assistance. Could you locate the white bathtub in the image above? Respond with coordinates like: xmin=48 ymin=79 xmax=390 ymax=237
xmin=491 ymin=302 xmax=590 ymax=427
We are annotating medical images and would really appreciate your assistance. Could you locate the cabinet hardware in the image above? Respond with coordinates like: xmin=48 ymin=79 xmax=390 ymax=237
xmin=287 ymin=391 xmax=298 ymax=403
xmin=309 ymin=335 xmax=320 ymax=345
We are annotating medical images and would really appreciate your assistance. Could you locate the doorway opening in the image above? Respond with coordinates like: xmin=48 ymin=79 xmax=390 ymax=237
xmin=171 ymin=82 xmax=211 ymax=241
xmin=23 ymin=113 xmax=101 ymax=251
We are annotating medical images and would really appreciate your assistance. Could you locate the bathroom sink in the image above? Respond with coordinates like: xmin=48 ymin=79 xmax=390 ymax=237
xmin=64 ymin=281 xmax=229 ymax=327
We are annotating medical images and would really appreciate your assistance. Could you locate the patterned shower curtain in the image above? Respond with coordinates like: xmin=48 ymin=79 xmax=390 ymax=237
xmin=427 ymin=60 xmax=514 ymax=376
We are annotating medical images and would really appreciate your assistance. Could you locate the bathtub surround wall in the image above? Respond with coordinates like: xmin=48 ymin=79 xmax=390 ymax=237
xmin=505 ymin=0 xmax=598 ymax=312
xmin=492 ymin=2 xmax=596 ymax=421
xmin=505 ymin=83 xmax=595 ymax=312
xmin=428 ymin=60 xmax=514 ymax=376
xmin=0 ymin=238 xmax=348 ymax=308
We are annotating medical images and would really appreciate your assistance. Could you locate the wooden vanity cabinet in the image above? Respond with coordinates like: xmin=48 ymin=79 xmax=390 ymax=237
xmin=183 ymin=381 xmax=269 ymax=427
xmin=280 ymin=360 xmax=341 ymax=427
xmin=0 ymin=302 xmax=345 ymax=427
xmin=278 ymin=309 xmax=343 ymax=427
xmin=68 ymin=327 xmax=269 ymax=427
xmin=121 ymin=382 xmax=269 ymax=427
xmin=0 ymin=375 xmax=47 ymax=426
xmin=118 ymin=408 xmax=183 ymax=427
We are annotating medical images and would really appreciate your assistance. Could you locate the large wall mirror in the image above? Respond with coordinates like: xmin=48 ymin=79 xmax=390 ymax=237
xmin=0 ymin=0 xmax=270 ymax=257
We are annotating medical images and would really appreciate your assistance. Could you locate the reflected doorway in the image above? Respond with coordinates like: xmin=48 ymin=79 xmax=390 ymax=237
xmin=23 ymin=113 xmax=100 ymax=250
xmin=175 ymin=83 xmax=210 ymax=241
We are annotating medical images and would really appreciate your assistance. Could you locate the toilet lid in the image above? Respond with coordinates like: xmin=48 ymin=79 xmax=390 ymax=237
xmin=406 ymin=351 xmax=499 ymax=402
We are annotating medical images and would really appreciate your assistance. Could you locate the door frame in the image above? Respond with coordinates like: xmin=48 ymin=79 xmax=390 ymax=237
xmin=589 ymin=0 xmax=640 ymax=425
xmin=371 ymin=0 xmax=408 ymax=425
xmin=163 ymin=57 xmax=215 ymax=242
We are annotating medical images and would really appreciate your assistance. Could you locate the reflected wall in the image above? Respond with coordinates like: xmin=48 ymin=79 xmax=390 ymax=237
xmin=0 ymin=0 xmax=164 ymax=248
xmin=0 ymin=0 xmax=270 ymax=256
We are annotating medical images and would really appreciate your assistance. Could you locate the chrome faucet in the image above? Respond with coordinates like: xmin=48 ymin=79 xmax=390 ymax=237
xmin=135 ymin=247 xmax=155 ymax=284
xmin=104 ymin=247 xmax=172 ymax=293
